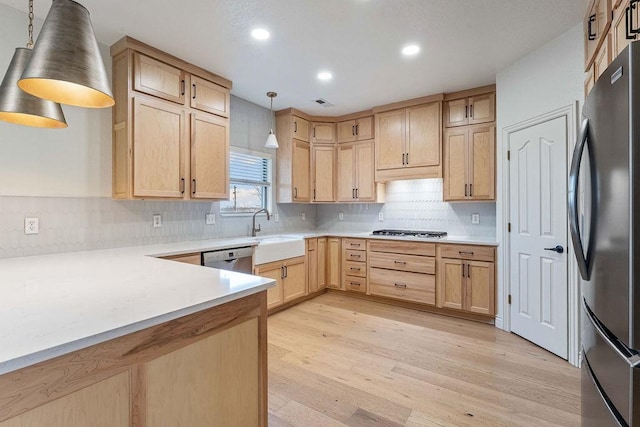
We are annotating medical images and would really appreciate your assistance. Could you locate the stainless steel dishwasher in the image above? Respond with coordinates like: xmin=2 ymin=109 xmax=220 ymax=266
xmin=202 ymin=246 xmax=253 ymax=274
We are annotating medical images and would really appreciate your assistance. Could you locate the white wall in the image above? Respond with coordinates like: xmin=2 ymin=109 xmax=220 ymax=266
xmin=495 ymin=23 xmax=584 ymax=329
xmin=0 ymin=4 xmax=113 ymax=197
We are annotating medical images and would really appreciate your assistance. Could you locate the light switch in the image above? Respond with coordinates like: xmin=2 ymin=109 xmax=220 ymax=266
xmin=471 ymin=213 xmax=480 ymax=224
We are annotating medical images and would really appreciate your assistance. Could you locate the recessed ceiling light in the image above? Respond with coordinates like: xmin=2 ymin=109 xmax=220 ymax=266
xmin=251 ymin=28 xmax=270 ymax=40
xmin=317 ymin=71 xmax=333 ymax=81
xmin=402 ymin=45 xmax=420 ymax=56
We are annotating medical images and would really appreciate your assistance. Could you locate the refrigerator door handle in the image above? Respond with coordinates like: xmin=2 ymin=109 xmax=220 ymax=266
xmin=568 ymin=118 xmax=596 ymax=280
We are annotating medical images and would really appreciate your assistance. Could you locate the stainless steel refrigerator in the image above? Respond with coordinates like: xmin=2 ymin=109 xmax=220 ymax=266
xmin=570 ymin=42 xmax=640 ymax=426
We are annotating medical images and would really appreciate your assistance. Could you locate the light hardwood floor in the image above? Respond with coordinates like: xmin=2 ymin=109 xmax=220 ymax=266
xmin=268 ymin=292 xmax=580 ymax=427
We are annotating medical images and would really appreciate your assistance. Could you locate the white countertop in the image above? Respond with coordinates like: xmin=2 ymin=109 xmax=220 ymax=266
xmin=299 ymin=231 xmax=499 ymax=246
xmin=0 ymin=239 xmax=274 ymax=376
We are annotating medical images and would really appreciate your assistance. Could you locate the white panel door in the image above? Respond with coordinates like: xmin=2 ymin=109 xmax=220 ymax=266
xmin=509 ymin=116 xmax=568 ymax=359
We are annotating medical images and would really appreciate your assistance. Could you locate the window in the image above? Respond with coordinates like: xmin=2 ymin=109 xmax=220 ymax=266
xmin=220 ymin=149 xmax=272 ymax=214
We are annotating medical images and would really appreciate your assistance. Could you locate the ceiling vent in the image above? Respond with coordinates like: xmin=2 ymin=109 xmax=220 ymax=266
xmin=314 ymin=98 xmax=334 ymax=108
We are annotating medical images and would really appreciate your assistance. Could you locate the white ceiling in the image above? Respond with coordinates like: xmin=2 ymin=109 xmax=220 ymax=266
xmin=1 ymin=0 xmax=586 ymax=115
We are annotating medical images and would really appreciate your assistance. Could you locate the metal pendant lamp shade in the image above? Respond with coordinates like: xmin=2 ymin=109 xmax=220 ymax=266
xmin=0 ymin=48 xmax=67 ymax=128
xmin=18 ymin=0 xmax=114 ymax=108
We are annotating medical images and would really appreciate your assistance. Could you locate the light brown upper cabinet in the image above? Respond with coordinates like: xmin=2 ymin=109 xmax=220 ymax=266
xmin=312 ymin=122 xmax=336 ymax=144
xmin=443 ymin=124 xmax=495 ymax=201
xmin=275 ymin=110 xmax=312 ymax=202
xmin=337 ymin=116 xmax=374 ymax=143
xmin=584 ymin=0 xmax=612 ymax=71
xmin=444 ymin=93 xmax=495 ymax=128
xmin=337 ymin=141 xmax=376 ymax=202
xmin=375 ymin=101 xmax=442 ymax=181
xmin=612 ymin=0 xmax=638 ymax=59
xmin=312 ymin=145 xmax=335 ymax=202
xmin=111 ymin=37 xmax=232 ymax=201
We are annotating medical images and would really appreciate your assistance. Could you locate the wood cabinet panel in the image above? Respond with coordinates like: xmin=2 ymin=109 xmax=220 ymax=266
xmin=443 ymin=128 xmax=467 ymax=200
xmin=356 ymin=116 xmax=374 ymax=140
xmin=369 ymin=268 xmax=435 ymax=305
xmin=337 ymin=143 xmax=356 ymax=202
xmin=161 ymin=253 xmax=202 ymax=265
xmin=344 ymin=261 xmax=366 ymax=278
xmin=312 ymin=145 xmax=335 ymax=202
xmin=468 ymin=93 xmax=496 ymax=125
xmin=293 ymin=116 xmax=310 ymax=142
xmin=375 ymin=110 xmax=405 ymax=170
xmin=467 ymin=261 xmax=495 ymax=315
xmin=345 ymin=249 xmax=366 ymax=262
xmin=612 ymin=0 xmax=636 ymax=57
xmin=255 ymin=263 xmax=284 ymax=310
xmin=132 ymin=96 xmax=185 ymax=198
xmin=190 ymin=75 xmax=230 ymax=118
xmin=594 ymin=34 xmax=611 ymax=79
xmin=318 ymin=238 xmax=327 ymax=290
xmin=283 ymin=259 xmax=307 ymax=303
xmin=344 ymin=276 xmax=367 ymax=293
xmin=585 ymin=63 xmax=596 ymax=97
xmin=133 ymin=53 xmax=185 ymax=104
xmin=337 ymin=119 xmax=357 ymax=143
xmin=307 ymin=239 xmax=319 ymax=293
xmin=406 ymin=103 xmax=440 ymax=167
xmin=585 ymin=0 xmax=613 ymax=70
xmin=190 ymin=113 xmax=229 ymax=199
xmin=344 ymin=238 xmax=367 ymax=250
xmin=144 ymin=318 xmax=259 ymax=427
xmin=438 ymin=244 xmax=495 ymax=262
xmin=337 ymin=117 xmax=373 ymax=142
xmin=327 ymin=238 xmax=342 ymax=289
xmin=355 ymin=141 xmax=375 ymax=201
xmin=469 ymin=125 xmax=495 ymax=200
xmin=312 ymin=122 xmax=335 ymax=144
xmin=444 ymin=98 xmax=468 ymax=128
xmin=438 ymin=258 xmax=464 ymax=310
xmin=368 ymin=252 xmax=435 ymax=275
xmin=367 ymin=240 xmax=435 ymax=256
xmin=292 ymin=140 xmax=311 ymax=202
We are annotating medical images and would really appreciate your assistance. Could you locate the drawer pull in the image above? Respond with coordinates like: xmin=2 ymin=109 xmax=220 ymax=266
xmin=394 ymin=283 xmax=407 ymax=288
xmin=350 ymin=282 xmax=361 ymax=286
xmin=394 ymin=260 xmax=407 ymax=265
xmin=351 ymin=254 xmax=361 ymax=258
xmin=350 ymin=267 xmax=361 ymax=271
xmin=350 ymin=243 xmax=362 ymax=247
xmin=459 ymin=251 xmax=474 ymax=256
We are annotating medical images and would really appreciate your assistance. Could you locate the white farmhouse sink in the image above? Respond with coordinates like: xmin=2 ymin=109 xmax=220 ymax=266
xmin=253 ymin=235 xmax=305 ymax=265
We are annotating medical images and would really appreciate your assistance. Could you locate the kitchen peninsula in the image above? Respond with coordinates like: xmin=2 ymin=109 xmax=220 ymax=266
xmin=0 ymin=240 xmax=274 ymax=427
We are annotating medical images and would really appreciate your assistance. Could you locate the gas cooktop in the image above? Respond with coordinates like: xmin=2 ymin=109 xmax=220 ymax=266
xmin=371 ymin=229 xmax=448 ymax=238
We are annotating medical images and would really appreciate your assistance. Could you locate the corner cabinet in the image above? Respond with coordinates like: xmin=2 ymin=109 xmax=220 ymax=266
xmin=374 ymin=100 xmax=442 ymax=182
xmin=111 ymin=37 xmax=231 ymax=201
xmin=275 ymin=111 xmax=312 ymax=203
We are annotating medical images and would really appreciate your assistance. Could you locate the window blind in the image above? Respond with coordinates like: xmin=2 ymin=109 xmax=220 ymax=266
xmin=229 ymin=151 xmax=270 ymax=186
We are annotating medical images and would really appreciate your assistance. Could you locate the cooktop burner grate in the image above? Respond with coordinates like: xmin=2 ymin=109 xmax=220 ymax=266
xmin=371 ymin=229 xmax=447 ymax=238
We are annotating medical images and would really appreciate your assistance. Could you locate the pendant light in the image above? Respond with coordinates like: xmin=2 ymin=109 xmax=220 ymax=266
xmin=17 ymin=0 xmax=114 ymax=108
xmin=265 ymin=91 xmax=279 ymax=149
xmin=0 ymin=0 xmax=66 ymax=128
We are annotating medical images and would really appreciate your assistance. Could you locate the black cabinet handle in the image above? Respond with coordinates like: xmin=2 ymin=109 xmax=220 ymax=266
xmin=192 ymin=83 xmax=196 ymax=99
xmin=469 ymin=183 xmax=473 ymax=197
xmin=544 ymin=245 xmax=565 ymax=254
xmin=459 ymin=251 xmax=474 ymax=256
xmin=469 ymin=104 xmax=473 ymax=118
xmin=627 ymin=2 xmax=640 ymax=40
xmin=588 ymin=14 xmax=596 ymax=40
xmin=313 ymin=188 xmax=316 ymax=200
xmin=294 ymin=187 xmax=298 ymax=198
xmin=192 ymin=179 xmax=196 ymax=195
xmin=465 ymin=184 xmax=468 ymax=197
xmin=462 ymin=264 xmax=465 ymax=278
xmin=394 ymin=283 xmax=407 ymax=289
xmin=467 ymin=263 xmax=471 ymax=278
xmin=355 ymin=188 xmax=359 ymax=199
xmin=180 ymin=177 xmax=185 ymax=194
xmin=350 ymin=282 xmax=361 ymax=286
xmin=294 ymin=121 xmax=298 ymax=133
xmin=181 ymin=80 xmax=185 ymax=96
xmin=405 ymin=152 xmax=409 ymax=165
xmin=465 ymin=105 xmax=468 ymax=118
xmin=355 ymin=124 xmax=359 ymax=136
xmin=352 ymin=125 xmax=355 ymax=136
xmin=394 ymin=260 xmax=406 ymax=265
xmin=281 ymin=266 xmax=285 ymax=279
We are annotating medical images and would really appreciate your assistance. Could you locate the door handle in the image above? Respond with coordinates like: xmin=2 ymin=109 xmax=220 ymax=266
xmin=544 ymin=245 xmax=565 ymax=254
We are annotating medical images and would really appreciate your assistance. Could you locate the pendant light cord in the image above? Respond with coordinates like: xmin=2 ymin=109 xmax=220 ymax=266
xmin=27 ymin=0 xmax=34 ymax=48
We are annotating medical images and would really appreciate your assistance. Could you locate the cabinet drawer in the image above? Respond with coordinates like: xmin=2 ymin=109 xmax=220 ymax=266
xmin=345 ymin=276 xmax=366 ymax=293
xmin=438 ymin=244 xmax=495 ymax=262
xmin=369 ymin=268 xmax=435 ymax=305
xmin=369 ymin=252 xmax=435 ymax=274
xmin=344 ymin=238 xmax=366 ymax=250
xmin=345 ymin=249 xmax=366 ymax=262
xmin=344 ymin=261 xmax=366 ymax=278
xmin=368 ymin=240 xmax=435 ymax=256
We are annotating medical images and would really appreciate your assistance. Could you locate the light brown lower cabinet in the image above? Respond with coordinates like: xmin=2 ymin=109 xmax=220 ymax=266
xmin=255 ymin=256 xmax=306 ymax=310
xmin=342 ymin=238 xmax=367 ymax=293
xmin=437 ymin=244 xmax=496 ymax=316
xmin=0 ymin=292 xmax=268 ymax=427
xmin=160 ymin=252 xmax=202 ymax=265
xmin=306 ymin=237 xmax=327 ymax=293
xmin=327 ymin=238 xmax=342 ymax=289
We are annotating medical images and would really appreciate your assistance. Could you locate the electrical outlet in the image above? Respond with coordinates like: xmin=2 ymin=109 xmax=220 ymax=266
xmin=24 ymin=217 xmax=39 ymax=235
xmin=153 ymin=214 xmax=162 ymax=228
xmin=205 ymin=213 xmax=216 ymax=225
xmin=339 ymin=212 xmax=344 ymax=221
xmin=471 ymin=213 xmax=480 ymax=224
xmin=302 ymin=212 xmax=306 ymax=221
xmin=378 ymin=212 xmax=384 ymax=221
xmin=274 ymin=213 xmax=280 ymax=222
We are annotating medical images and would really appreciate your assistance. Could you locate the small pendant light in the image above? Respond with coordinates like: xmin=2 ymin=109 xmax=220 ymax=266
xmin=17 ymin=0 xmax=114 ymax=108
xmin=0 ymin=0 xmax=66 ymax=128
xmin=265 ymin=91 xmax=279 ymax=149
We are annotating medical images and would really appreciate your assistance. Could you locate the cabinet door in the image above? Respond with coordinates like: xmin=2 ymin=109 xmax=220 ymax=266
xmin=312 ymin=122 xmax=335 ymax=144
xmin=406 ymin=103 xmax=440 ymax=168
xmin=437 ymin=258 xmax=464 ymax=311
xmin=469 ymin=125 xmax=495 ymax=200
xmin=356 ymin=116 xmax=374 ymax=140
xmin=133 ymin=96 xmax=185 ymax=198
xmin=190 ymin=76 xmax=230 ymax=118
xmin=191 ymin=113 xmax=229 ymax=199
xmin=375 ymin=110 xmax=405 ymax=170
xmin=468 ymin=93 xmax=495 ymax=125
xmin=317 ymin=238 xmax=327 ymax=290
xmin=292 ymin=116 xmax=310 ymax=142
xmin=255 ymin=263 xmax=284 ymax=309
xmin=283 ymin=259 xmax=307 ymax=303
xmin=337 ymin=144 xmax=356 ymax=202
xmin=312 ymin=145 xmax=335 ymax=202
xmin=327 ymin=238 xmax=342 ymax=289
xmin=594 ymin=35 xmax=611 ymax=79
xmin=443 ymin=128 xmax=468 ymax=201
xmin=292 ymin=140 xmax=311 ymax=202
xmin=133 ymin=53 xmax=185 ymax=104
xmin=465 ymin=261 xmax=495 ymax=315
xmin=337 ymin=119 xmax=357 ymax=143
xmin=307 ymin=240 xmax=318 ymax=293
xmin=585 ymin=63 xmax=596 ymax=97
xmin=612 ymin=1 xmax=636 ymax=57
xmin=444 ymin=98 xmax=468 ymax=128
xmin=355 ymin=141 xmax=375 ymax=201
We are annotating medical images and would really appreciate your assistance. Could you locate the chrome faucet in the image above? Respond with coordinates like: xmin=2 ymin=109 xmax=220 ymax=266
xmin=251 ymin=208 xmax=271 ymax=237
